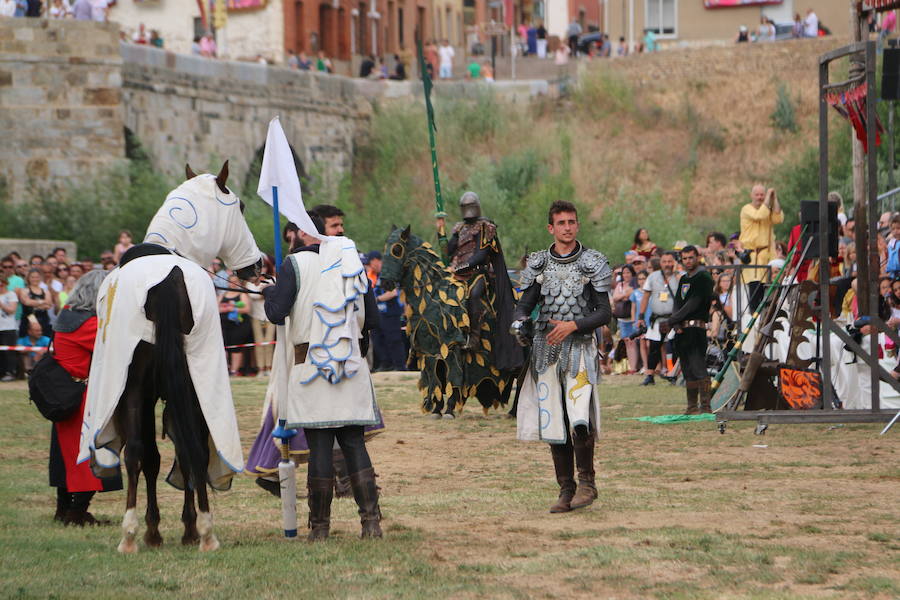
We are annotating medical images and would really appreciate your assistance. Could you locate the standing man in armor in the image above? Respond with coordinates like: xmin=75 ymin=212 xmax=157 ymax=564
xmin=438 ymin=191 xmax=502 ymax=350
xmin=662 ymin=245 xmax=715 ymax=414
xmin=510 ymin=201 xmax=612 ymax=513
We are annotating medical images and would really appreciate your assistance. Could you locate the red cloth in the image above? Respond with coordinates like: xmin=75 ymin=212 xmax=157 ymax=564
xmin=53 ymin=316 xmax=105 ymax=492
xmin=788 ymin=224 xmax=810 ymax=281
xmin=630 ymin=243 xmax=657 ymax=259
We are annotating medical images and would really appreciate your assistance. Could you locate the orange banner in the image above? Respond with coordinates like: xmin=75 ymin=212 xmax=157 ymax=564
xmin=779 ymin=367 xmax=822 ymax=410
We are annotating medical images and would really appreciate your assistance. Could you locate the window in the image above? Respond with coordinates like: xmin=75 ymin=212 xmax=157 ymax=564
xmin=645 ymin=0 xmax=676 ymax=37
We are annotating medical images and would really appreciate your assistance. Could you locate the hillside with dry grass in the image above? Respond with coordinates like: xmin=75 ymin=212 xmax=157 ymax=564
xmin=326 ymin=37 xmax=878 ymax=259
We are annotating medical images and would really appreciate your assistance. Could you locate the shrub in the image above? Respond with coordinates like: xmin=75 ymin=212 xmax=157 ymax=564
xmin=771 ymin=82 xmax=799 ymax=133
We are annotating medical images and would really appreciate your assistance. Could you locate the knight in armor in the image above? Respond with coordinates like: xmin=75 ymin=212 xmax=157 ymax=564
xmin=439 ymin=191 xmax=502 ymax=350
xmin=660 ymin=245 xmax=715 ymax=414
xmin=261 ymin=213 xmax=383 ymax=541
xmin=510 ymin=200 xmax=612 ymax=513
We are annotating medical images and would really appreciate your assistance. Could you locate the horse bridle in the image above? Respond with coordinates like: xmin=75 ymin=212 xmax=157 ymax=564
xmin=170 ymin=248 xmax=267 ymax=296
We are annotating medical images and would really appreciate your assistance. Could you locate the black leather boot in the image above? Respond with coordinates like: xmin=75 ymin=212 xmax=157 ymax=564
xmin=333 ymin=449 xmax=352 ymax=499
xmin=570 ymin=434 xmax=597 ymax=510
xmin=549 ymin=444 xmax=576 ymax=513
xmin=54 ymin=487 xmax=70 ymax=522
xmin=307 ymin=477 xmax=333 ymax=542
xmin=349 ymin=467 xmax=382 ymax=538
xmin=63 ymin=491 xmax=109 ymax=526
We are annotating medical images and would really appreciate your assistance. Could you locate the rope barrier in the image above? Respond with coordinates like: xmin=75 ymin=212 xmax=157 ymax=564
xmin=0 ymin=342 xmax=277 ymax=352
xmin=0 ymin=345 xmax=49 ymax=352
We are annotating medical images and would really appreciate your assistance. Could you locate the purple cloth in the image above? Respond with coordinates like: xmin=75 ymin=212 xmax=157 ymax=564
xmin=71 ymin=0 xmax=91 ymax=20
xmin=245 ymin=401 xmax=385 ymax=475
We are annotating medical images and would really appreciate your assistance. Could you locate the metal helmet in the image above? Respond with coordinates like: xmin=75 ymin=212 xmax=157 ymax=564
xmin=459 ymin=191 xmax=481 ymax=220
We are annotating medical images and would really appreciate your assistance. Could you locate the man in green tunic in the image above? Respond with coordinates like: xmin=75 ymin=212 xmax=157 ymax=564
xmin=663 ymin=245 xmax=715 ymax=414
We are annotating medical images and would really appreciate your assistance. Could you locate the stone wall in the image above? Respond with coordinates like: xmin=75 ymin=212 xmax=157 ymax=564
xmin=0 ymin=238 xmax=77 ymax=262
xmin=120 ymin=43 xmax=372 ymax=191
xmin=0 ymin=19 xmax=125 ymax=203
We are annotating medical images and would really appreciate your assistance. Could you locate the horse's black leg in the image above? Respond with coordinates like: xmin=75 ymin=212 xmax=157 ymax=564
xmin=114 ymin=341 xmax=153 ymax=554
xmin=181 ymin=486 xmax=199 ymax=545
xmin=141 ymin=385 xmax=162 ymax=548
xmin=444 ymin=389 xmax=461 ymax=419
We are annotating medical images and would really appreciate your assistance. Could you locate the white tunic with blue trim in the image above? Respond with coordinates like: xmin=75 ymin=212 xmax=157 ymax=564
xmin=280 ymin=238 xmax=377 ymax=429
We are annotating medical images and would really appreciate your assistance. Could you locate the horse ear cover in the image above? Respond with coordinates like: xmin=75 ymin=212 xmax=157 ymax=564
xmin=185 ymin=164 xmax=197 ymax=180
xmin=400 ymin=225 xmax=411 ymax=240
xmin=216 ymin=160 xmax=230 ymax=193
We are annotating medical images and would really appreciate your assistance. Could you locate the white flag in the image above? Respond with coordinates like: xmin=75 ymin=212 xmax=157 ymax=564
xmin=257 ymin=116 xmax=321 ymax=239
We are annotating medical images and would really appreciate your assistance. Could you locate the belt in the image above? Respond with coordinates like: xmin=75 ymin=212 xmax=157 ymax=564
xmin=294 ymin=343 xmax=309 ymax=365
xmin=679 ymin=319 xmax=708 ymax=329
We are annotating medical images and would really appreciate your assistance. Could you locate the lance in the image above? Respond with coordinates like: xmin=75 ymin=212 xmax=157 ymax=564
xmin=416 ymin=37 xmax=448 ymax=252
xmin=711 ymin=226 xmax=807 ymax=392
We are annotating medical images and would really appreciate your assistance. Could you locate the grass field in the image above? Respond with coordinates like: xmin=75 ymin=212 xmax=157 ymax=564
xmin=1 ymin=373 xmax=898 ymax=599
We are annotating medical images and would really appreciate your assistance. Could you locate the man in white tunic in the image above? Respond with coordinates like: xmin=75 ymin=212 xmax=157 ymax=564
xmin=262 ymin=213 xmax=382 ymax=541
xmin=511 ymin=201 xmax=612 ymax=513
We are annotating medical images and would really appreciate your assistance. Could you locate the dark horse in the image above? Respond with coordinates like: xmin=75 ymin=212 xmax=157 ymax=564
xmin=380 ymin=225 xmax=519 ymax=418
xmin=84 ymin=163 xmax=262 ymax=553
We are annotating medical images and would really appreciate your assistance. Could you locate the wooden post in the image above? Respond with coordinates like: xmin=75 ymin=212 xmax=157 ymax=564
xmin=851 ymin=2 xmax=871 ymax=315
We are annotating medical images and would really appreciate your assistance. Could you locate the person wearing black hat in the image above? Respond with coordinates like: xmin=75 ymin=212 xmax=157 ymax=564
xmin=366 ymin=250 xmax=406 ymax=371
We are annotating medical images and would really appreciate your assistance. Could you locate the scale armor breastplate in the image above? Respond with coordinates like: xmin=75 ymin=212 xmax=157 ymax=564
xmin=449 ymin=220 xmax=494 ymax=272
xmin=519 ymin=243 xmax=612 ymax=382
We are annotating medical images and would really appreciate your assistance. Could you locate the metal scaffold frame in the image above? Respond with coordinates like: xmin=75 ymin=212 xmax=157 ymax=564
xmin=716 ymin=38 xmax=899 ymax=432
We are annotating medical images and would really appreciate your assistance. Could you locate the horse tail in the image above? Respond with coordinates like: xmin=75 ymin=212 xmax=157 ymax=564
xmin=151 ymin=268 xmax=207 ymax=492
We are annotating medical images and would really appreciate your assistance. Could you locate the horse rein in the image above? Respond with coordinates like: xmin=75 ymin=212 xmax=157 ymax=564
xmin=204 ymin=267 xmax=271 ymax=296
xmin=166 ymin=247 xmax=270 ymax=296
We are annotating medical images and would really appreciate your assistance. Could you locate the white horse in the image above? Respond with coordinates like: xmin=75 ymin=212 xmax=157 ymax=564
xmin=78 ymin=162 xmax=263 ymax=553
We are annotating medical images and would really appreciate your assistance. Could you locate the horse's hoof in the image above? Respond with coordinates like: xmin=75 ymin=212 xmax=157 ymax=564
xmin=144 ymin=530 xmax=163 ymax=548
xmin=429 ymin=413 xmax=442 ymax=420
xmin=199 ymin=535 xmax=220 ymax=552
xmin=182 ymin=526 xmax=200 ymax=545
xmin=117 ymin=538 xmax=139 ymax=554
xmin=442 ymin=412 xmax=455 ymax=420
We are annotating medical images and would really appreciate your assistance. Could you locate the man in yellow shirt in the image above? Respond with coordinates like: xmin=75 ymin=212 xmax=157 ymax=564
xmin=739 ymin=184 xmax=783 ymax=309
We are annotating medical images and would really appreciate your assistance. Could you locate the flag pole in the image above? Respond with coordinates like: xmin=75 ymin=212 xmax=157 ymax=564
xmin=272 ymin=185 xmax=283 ymax=270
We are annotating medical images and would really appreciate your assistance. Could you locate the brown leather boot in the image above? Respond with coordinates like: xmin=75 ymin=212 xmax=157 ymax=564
xmin=349 ymin=467 xmax=382 ymax=538
xmin=549 ymin=444 xmax=576 ymax=513
xmin=333 ymin=449 xmax=352 ymax=499
xmin=683 ymin=381 xmax=700 ymax=415
xmin=698 ymin=378 xmax=712 ymax=413
xmin=307 ymin=477 xmax=333 ymax=542
xmin=570 ymin=434 xmax=597 ymax=510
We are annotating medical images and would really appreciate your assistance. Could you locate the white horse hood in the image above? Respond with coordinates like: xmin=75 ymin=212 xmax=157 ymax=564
xmin=144 ymin=174 xmax=261 ymax=270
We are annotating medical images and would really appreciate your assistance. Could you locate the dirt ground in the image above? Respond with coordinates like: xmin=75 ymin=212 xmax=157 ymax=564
xmin=1 ymin=373 xmax=897 ymax=599
xmin=362 ymin=373 xmax=900 ymax=598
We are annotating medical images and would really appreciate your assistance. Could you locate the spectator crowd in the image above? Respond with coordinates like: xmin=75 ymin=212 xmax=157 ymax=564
xmin=2 ymin=186 xmax=896 ymax=390
xmin=588 ymin=184 xmax=898 ymax=388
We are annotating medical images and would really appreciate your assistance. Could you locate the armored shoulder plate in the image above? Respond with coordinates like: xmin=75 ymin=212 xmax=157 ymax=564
xmin=480 ymin=220 xmax=497 ymax=241
xmin=518 ymin=249 xmax=548 ymax=290
xmin=578 ymin=248 xmax=612 ymax=293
